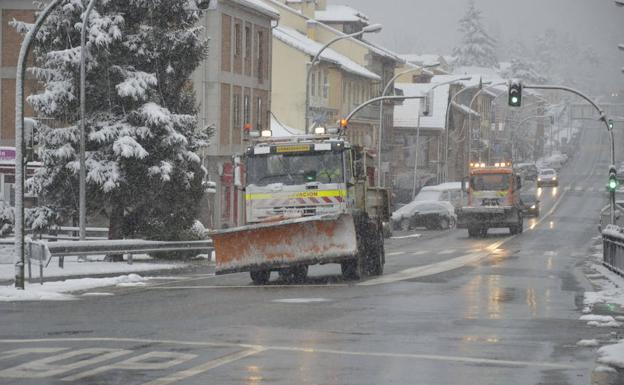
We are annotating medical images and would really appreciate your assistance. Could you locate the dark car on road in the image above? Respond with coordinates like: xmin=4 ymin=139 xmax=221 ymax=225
xmin=520 ymin=192 xmax=540 ymax=217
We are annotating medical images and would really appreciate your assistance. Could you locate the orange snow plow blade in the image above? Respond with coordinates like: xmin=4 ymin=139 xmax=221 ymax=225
xmin=211 ymin=214 xmax=357 ymax=275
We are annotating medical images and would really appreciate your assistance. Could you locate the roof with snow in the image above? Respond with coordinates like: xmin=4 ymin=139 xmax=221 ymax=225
xmin=400 ymin=54 xmax=441 ymax=67
xmin=273 ymin=26 xmax=380 ymax=80
xmin=315 ymin=5 xmax=369 ymax=23
xmin=393 ymin=82 xmax=451 ymax=130
xmin=271 ymin=115 xmax=303 ymax=136
xmin=236 ymin=0 xmax=280 ymax=19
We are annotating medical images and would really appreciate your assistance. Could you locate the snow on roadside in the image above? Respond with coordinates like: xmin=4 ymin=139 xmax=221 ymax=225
xmin=577 ymin=339 xmax=600 ymax=347
xmin=0 ymin=274 xmax=148 ymax=302
xmin=597 ymin=340 xmax=624 ymax=369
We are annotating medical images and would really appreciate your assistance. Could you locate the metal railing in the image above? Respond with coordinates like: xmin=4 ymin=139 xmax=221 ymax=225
xmin=1 ymin=237 xmax=213 ymax=284
xmin=603 ymin=224 xmax=624 ymax=276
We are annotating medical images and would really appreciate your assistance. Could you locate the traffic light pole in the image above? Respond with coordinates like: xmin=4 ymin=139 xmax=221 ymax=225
xmin=523 ymin=84 xmax=616 ymax=225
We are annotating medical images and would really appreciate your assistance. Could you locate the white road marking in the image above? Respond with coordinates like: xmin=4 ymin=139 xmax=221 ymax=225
xmin=437 ymin=249 xmax=456 ymax=255
xmin=0 ymin=338 xmax=573 ymax=371
xmin=0 ymin=348 xmax=69 ymax=361
xmin=63 ymin=351 xmax=197 ymax=381
xmin=575 ymin=186 xmax=583 ymax=191
xmin=386 ymin=251 xmax=406 ymax=256
xmin=140 ymin=348 xmax=265 ymax=385
xmin=588 ymin=187 xmax=595 ymax=192
xmin=391 ymin=233 xmax=422 ymax=240
xmin=564 ymin=186 xmax=572 ymax=191
xmin=412 ymin=250 xmax=429 ymax=255
xmin=0 ymin=348 xmax=131 ymax=379
xmin=142 ymin=284 xmax=349 ymax=290
xmin=272 ymin=298 xmax=331 ymax=303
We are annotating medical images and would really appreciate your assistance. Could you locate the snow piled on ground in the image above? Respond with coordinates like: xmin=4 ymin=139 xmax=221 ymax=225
xmin=597 ymin=340 xmax=624 ymax=369
xmin=0 ymin=274 xmax=148 ymax=301
xmin=577 ymin=339 xmax=600 ymax=347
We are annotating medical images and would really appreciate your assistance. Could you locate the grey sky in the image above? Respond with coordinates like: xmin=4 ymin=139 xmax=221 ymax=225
xmin=347 ymin=0 xmax=624 ymax=91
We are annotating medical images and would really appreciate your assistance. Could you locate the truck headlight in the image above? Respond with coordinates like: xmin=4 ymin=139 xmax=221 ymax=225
xmin=530 ymin=205 xmax=536 ymax=209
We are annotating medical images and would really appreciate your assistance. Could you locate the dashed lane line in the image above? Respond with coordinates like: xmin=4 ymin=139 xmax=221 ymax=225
xmin=437 ymin=249 xmax=457 ymax=255
xmin=0 ymin=337 xmax=575 ymax=370
xmin=386 ymin=251 xmax=406 ymax=256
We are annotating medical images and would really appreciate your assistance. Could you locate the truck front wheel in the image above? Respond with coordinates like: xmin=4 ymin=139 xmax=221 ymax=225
xmin=341 ymin=258 xmax=363 ymax=280
xmin=250 ymin=269 xmax=271 ymax=285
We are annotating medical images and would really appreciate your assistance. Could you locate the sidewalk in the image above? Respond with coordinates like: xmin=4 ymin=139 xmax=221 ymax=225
xmin=0 ymin=245 xmax=212 ymax=301
xmin=581 ymin=237 xmax=624 ymax=384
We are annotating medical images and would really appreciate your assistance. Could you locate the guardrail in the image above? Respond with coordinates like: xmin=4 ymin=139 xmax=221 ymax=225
xmin=602 ymin=224 xmax=624 ymax=276
xmin=1 ymin=238 xmax=213 ymax=284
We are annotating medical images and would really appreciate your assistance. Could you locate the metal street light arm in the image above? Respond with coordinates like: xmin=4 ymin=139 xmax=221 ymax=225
xmin=305 ymin=25 xmax=383 ymax=133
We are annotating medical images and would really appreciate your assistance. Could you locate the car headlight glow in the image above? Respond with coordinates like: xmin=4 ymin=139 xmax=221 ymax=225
xmin=530 ymin=205 xmax=536 ymax=209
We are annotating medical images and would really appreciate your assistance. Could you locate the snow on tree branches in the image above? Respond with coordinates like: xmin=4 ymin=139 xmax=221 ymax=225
xmin=453 ymin=0 xmax=498 ymax=68
xmin=19 ymin=0 xmax=210 ymax=241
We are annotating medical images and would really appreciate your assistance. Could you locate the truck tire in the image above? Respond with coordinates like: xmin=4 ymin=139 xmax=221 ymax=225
xmin=468 ymin=227 xmax=479 ymax=237
xmin=400 ymin=218 xmax=410 ymax=231
xmin=292 ymin=265 xmax=308 ymax=283
xmin=510 ymin=215 xmax=523 ymax=235
xmin=367 ymin=230 xmax=384 ymax=276
xmin=341 ymin=258 xmax=363 ymax=280
xmin=438 ymin=217 xmax=450 ymax=230
xmin=250 ymin=269 xmax=271 ymax=285
xmin=479 ymin=227 xmax=488 ymax=237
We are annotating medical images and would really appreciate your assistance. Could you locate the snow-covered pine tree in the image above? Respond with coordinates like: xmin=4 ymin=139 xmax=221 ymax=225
xmin=453 ymin=0 xmax=498 ymax=68
xmin=503 ymin=57 xmax=547 ymax=84
xmin=18 ymin=0 xmax=209 ymax=241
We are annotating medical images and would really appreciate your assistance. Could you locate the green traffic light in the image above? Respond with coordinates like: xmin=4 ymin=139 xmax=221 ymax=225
xmin=511 ymin=96 xmax=519 ymax=104
xmin=609 ymin=178 xmax=618 ymax=191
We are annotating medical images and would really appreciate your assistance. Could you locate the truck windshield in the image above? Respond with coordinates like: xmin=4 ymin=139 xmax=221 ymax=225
xmin=247 ymin=151 xmax=344 ymax=186
xmin=470 ymin=174 xmax=511 ymax=191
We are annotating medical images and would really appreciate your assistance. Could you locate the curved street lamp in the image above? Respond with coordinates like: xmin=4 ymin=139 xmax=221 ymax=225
xmin=376 ymin=63 xmax=439 ymax=186
xmin=304 ymin=23 xmax=382 ymax=133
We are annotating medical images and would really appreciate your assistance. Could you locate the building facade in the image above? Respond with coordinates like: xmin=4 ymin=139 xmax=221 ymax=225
xmin=192 ymin=0 xmax=278 ymax=228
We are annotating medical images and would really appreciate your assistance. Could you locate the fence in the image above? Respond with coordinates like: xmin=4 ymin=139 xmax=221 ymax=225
xmin=603 ymin=224 xmax=624 ymax=276
xmin=1 ymin=237 xmax=214 ymax=284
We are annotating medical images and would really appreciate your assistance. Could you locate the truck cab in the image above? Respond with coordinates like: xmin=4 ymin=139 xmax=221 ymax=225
xmin=457 ymin=162 xmax=524 ymax=237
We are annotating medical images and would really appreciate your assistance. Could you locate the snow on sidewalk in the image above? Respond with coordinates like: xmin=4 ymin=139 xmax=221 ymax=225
xmin=598 ymin=339 xmax=624 ymax=369
xmin=0 ymin=244 xmax=188 ymax=281
xmin=0 ymin=274 xmax=149 ymax=301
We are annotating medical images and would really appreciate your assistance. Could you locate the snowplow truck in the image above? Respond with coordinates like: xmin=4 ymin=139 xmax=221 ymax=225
xmin=210 ymin=134 xmax=390 ymax=284
xmin=456 ymin=162 xmax=524 ymax=237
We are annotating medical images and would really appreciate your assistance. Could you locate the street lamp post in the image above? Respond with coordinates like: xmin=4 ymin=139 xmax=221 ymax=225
xmin=442 ymin=79 xmax=485 ymax=182
xmin=376 ymin=63 xmax=439 ymax=187
xmin=14 ymin=0 xmax=64 ymax=289
xmin=79 ymin=0 xmax=98 ymax=242
xmin=304 ymin=24 xmax=382 ymax=133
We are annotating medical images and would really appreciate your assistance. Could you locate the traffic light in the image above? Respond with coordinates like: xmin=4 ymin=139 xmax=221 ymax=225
xmin=339 ymin=119 xmax=348 ymax=130
xmin=608 ymin=119 xmax=614 ymax=130
xmin=608 ymin=165 xmax=618 ymax=192
xmin=508 ymin=80 xmax=522 ymax=107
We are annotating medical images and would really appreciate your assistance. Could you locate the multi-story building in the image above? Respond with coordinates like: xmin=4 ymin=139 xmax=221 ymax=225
xmin=0 ymin=0 xmax=37 ymax=148
xmin=191 ymin=0 xmax=278 ymax=228
xmin=264 ymin=0 xmax=402 ymax=185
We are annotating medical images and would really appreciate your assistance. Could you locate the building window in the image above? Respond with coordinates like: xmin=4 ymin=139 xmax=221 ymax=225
xmin=311 ymin=73 xmax=316 ymax=97
xmin=317 ymin=70 xmax=322 ymax=98
xmin=244 ymin=95 xmax=250 ymax=126
xmin=234 ymin=23 xmax=241 ymax=56
xmin=257 ymin=30 xmax=264 ymax=78
xmin=256 ymin=97 xmax=263 ymax=129
xmin=245 ymin=26 xmax=251 ymax=58
xmin=232 ymin=94 xmax=241 ymax=129
xmin=323 ymin=70 xmax=329 ymax=98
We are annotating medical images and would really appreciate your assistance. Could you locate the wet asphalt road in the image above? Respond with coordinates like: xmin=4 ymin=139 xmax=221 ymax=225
xmin=0 ymin=124 xmax=619 ymax=385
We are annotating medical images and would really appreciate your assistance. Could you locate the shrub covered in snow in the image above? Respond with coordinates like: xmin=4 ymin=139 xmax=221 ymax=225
xmin=18 ymin=0 xmax=210 ymax=240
